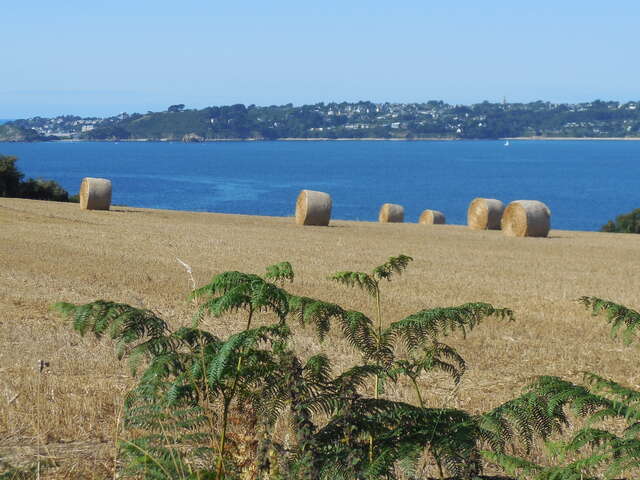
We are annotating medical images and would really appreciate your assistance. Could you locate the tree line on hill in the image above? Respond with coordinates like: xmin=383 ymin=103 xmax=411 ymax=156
xmin=4 ymin=99 xmax=640 ymax=141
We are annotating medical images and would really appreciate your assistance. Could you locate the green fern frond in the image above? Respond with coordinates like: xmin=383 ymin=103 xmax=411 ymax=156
xmin=194 ymin=272 xmax=291 ymax=325
xmin=303 ymin=354 xmax=333 ymax=386
xmin=579 ymin=296 xmax=640 ymax=345
xmin=330 ymin=271 xmax=378 ymax=297
xmin=332 ymin=365 xmax=386 ymax=396
xmin=190 ymin=271 xmax=262 ymax=298
xmin=288 ymin=295 xmax=344 ymax=340
xmin=538 ymin=455 xmax=608 ymax=480
xmin=480 ymin=451 xmax=543 ymax=478
xmin=339 ymin=310 xmax=379 ymax=360
xmin=390 ymin=342 xmax=466 ymax=392
xmin=529 ymin=376 xmax=640 ymax=423
xmin=564 ymin=427 xmax=619 ymax=453
xmin=389 ymin=302 xmax=514 ymax=349
xmin=265 ymin=261 xmax=294 ymax=284
xmin=478 ymin=390 xmax=568 ymax=454
xmin=207 ymin=324 xmax=290 ymax=384
xmin=371 ymin=254 xmax=413 ymax=281
xmin=53 ymin=300 xmax=170 ymax=372
xmin=583 ymin=372 xmax=640 ymax=405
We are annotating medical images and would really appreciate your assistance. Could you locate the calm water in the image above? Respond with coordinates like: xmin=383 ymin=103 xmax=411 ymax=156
xmin=1 ymin=140 xmax=639 ymax=231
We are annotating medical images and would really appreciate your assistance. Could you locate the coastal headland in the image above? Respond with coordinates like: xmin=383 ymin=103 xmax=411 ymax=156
xmin=3 ymin=99 xmax=640 ymax=142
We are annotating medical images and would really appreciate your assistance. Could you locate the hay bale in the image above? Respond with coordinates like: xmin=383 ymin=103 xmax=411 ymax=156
xmin=379 ymin=203 xmax=404 ymax=223
xmin=501 ymin=200 xmax=551 ymax=237
xmin=79 ymin=177 xmax=112 ymax=211
xmin=295 ymin=189 xmax=332 ymax=226
xmin=467 ymin=197 xmax=504 ymax=230
xmin=419 ymin=209 xmax=445 ymax=225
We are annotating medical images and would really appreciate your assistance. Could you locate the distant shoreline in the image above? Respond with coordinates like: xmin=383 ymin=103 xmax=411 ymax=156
xmin=60 ymin=136 xmax=640 ymax=142
xmin=4 ymin=136 xmax=640 ymax=143
xmin=504 ymin=136 xmax=640 ymax=141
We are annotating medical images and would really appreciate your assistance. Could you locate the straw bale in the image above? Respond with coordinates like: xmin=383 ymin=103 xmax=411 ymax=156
xmin=79 ymin=177 xmax=112 ymax=211
xmin=501 ymin=200 xmax=551 ymax=237
xmin=379 ymin=203 xmax=404 ymax=223
xmin=295 ymin=189 xmax=332 ymax=226
xmin=467 ymin=198 xmax=504 ymax=230
xmin=419 ymin=209 xmax=445 ymax=225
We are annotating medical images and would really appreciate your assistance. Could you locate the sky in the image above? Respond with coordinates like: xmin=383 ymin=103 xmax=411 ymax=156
xmin=1 ymin=0 xmax=639 ymax=118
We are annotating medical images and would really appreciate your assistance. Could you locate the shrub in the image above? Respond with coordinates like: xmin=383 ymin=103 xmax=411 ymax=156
xmin=0 ymin=155 xmax=23 ymax=197
xmin=19 ymin=178 xmax=69 ymax=202
xmin=484 ymin=297 xmax=640 ymax=479
xmin=0 ymin=154 xmax=74 ymax=202
xmin=601 ymin=208 xmax=640 ymax=233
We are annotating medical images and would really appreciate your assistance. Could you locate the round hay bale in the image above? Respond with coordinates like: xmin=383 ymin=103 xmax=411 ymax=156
xmin=379 ymin=203 xmax=404 ymax=223
xmin=295 ymin=189 xmax=332 ymax=226
xmin=79 ymin=177 xmax=112 ymax=211
xmin=467 ymin=197 xmax=504 ymax=230
xmin=419 ymin=209 xmax=445 ymax=225
xmin=501 ymin=200 xmax=551 ymax=237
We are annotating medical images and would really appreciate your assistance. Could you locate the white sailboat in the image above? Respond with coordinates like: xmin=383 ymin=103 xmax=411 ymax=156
xmin=504 ymin=140 xmax=510 ymax=146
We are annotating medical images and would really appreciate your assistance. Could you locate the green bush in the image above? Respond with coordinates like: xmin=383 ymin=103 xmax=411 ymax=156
xmin=0 ymin=154 xmax=74 ymax=202
xmin=19 ymin=178 xmax=70 ymax=201
xmin=0 ymin=155 xmax=23 ymax=197
xmin=601 ymin=208 xmax=640 ymax=233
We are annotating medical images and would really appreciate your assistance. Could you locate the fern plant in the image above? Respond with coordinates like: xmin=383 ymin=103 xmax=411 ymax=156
xmin=56 ymin=256 xmax=558 ymax=480
xmin=482 ymin=296 xmax=640 ymax=480
xmin=55 ymin=264 xmax=319 ymax=480
xmin=286 ymin=255 xmax=517 ymax=478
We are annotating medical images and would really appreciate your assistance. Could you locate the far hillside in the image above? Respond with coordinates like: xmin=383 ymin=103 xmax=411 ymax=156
xmin=6 ymin=99 xmax=640 ymax=141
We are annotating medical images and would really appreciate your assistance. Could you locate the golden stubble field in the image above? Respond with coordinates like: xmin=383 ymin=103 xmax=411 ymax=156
xmin=0 ymin=197 xmax=639 ymax=478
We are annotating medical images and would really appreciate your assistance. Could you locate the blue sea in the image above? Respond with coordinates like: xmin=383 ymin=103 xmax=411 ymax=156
xmin=1 ymin=140 xmax=638 ymax=231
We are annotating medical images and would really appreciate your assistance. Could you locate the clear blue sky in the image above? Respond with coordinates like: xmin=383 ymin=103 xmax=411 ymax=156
xmin=2 ymin=0 xmax=639 ymax=118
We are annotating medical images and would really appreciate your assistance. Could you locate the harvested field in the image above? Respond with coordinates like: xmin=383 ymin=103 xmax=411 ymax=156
xmin=1 ymin=197 xmax=639 ymax=478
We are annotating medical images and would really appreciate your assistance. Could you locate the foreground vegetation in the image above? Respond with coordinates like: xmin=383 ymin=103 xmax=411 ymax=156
xmin=36 ymin=257 xmax=640 ymax=479
xmin=53 ymin=256 xmax=518 ymax=478
xmin=2 ymin=198 xmax=639 ymax=478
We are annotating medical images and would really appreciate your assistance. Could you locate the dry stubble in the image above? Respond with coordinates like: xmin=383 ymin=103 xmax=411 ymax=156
xmin=0 ymin=197 xmax=638 ymax=477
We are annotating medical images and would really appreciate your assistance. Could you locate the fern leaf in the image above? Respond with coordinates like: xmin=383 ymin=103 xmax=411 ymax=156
xmin=579 ymin=296 xmax=640 ymax=345
xmin=330 ymin=271 xmax=378 ymax=297
xmin=371 ymin=254 xmax=413 ymax=281
xmin=288 ymin=295 xmax=344 ymax=341
xmin=339 ymin=310 xmax=378 ymax=360
xmin=265 ymin=261 xmax=294 ymax=284
xmin=480 ymin=451 xmax=542 ymax=478
xmin=53 ymin=300 xmax=169 ymax=371
xmin=478 ymin=389 xmax=568 ymax=454
xmin=207 ymin=324 xmax=290 ymax=384
xmin=582 ymin=372 xmax=640 ymax=406
xmin=389 ymin=302 xmax=514 ymax=349
xmin=564 ymin=427 xmax=619 ymax=452
xmin=529 ymin=376 xmax=640 ymax=423
xmin=303 ymin=354 xmax=333 ymax=386
xmin=190 ymin=271 xmax=262 ymax=298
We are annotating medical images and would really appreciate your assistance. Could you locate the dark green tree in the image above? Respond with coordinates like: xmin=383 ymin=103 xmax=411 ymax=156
xmin=0 ymin=155 xmax=23 ymax=197
xmin=601 ymin=208 xmax=640 ymax=233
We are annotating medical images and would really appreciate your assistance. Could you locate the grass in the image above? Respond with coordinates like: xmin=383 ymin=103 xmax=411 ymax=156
xmin=0 ymin=197 xmax=639 ymax=478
